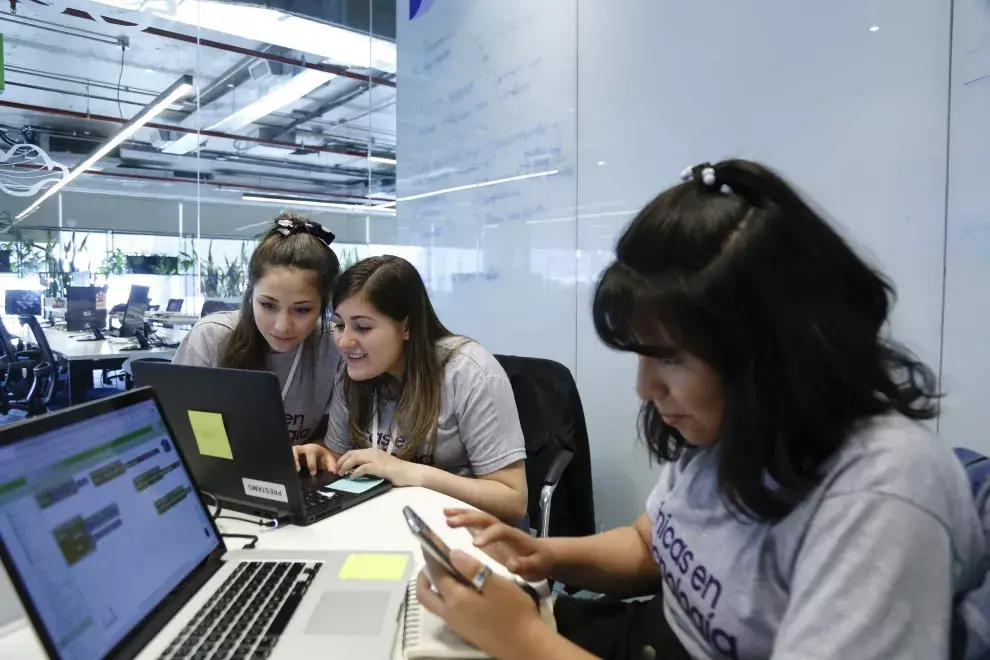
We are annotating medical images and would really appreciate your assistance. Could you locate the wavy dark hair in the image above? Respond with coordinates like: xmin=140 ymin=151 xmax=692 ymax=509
xmin=593 ymin=159 xmax=939 ymax=523
xmin=332 ymin=255 xmax=460 ymax=458
xmin=219 ymin=211 xmax=340 ymax=370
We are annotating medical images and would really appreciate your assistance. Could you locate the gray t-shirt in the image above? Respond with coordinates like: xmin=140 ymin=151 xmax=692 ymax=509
xmin=646 ymin=413 xmax=985 ymax=660
xmin=171 ymin=311 xmax=339 ymax=445
xmin=325 ymin=337 xmax=526 ymax=477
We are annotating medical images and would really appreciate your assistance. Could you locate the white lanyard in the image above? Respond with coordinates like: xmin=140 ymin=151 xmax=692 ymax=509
xmin=370 ymin=392 xmax=398 ymax=455
xmin=281 ymin=345 xmax=303 ymax=401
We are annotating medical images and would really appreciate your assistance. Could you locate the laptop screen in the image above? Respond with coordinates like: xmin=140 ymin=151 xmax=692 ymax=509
xmin=0 ymin=398 xmax=220 ymax=660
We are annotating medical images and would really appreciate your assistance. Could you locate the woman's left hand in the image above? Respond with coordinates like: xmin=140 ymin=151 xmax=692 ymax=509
xmin=416 ymin=551 xmax=546 ymax=659
xmin=336 ymin=448 xmax=423 ymax=487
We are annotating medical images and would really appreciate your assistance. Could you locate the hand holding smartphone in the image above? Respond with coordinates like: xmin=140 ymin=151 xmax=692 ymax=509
xmin=402 ymin=505 xmax=542 ymax=608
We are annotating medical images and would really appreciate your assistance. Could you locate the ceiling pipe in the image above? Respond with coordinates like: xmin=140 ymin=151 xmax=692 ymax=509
xmin=59 ymin=7 xmax=397 ymax=89
xmin=7 ymin=162 xmax=393 ymax=201
xmin=0 ymin=99 xmax=379 ymax=159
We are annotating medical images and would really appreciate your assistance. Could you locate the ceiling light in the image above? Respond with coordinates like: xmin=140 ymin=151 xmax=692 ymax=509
xmin=90 ymin=0 xmax=396 ymax=73
xmin=368 ymin=155 xmax=397 ymax=165
xmin=870 ymin=25 xmax=880 ymax=32
xmin=371 ymin=169 xmax=559 ymax=210
xmin=164 ymin=69 xmax=332 ymax=155
xmin=239 ymin=194 xmax=397 ymax=220
xmin=10 ymin=75 xmax=193 ymax=226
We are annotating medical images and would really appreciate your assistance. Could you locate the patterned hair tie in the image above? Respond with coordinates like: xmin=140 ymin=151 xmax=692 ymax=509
xmin=680 ymin=163 xmax=732 ymax=195
xmin=273 ymin=216 xmax=336 ymax=248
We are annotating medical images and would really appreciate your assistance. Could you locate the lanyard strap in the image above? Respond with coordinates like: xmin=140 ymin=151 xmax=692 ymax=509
xmin=370 ymin=392 xmax=398 ymax=455
xmin=281 ymin=344 xmax=303 ymax=401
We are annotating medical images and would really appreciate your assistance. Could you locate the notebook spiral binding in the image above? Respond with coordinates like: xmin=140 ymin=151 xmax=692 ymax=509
xmin=402 ymin=579 xmax=421 ymax=650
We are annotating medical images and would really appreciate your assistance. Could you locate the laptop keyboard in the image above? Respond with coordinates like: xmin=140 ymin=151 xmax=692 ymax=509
xmin=159 ymin=561 xmax=322 ymax=660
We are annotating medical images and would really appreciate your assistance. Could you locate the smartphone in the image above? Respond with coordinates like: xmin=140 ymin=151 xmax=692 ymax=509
xmin=402 ymin=505 xmax=474 ymax=588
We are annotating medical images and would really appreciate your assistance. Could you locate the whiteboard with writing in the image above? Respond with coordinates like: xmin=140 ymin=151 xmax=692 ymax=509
xmin=398 ymin=0 xmax=959 ymax=528
xmin=940 ymin=0 xmax=990 ymax=452
xmin=396 ymin=0 xmax=578 ymax=371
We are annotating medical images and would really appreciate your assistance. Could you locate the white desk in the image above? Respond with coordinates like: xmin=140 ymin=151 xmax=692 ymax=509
xmin=41 ymin=327 xmax=185 ymax=362
xmin=145 ymin=312 xmax=200 ymax=327
xmin=0 ymin=488 xmax=506 ymax=659
xmin=35 ymin=327 xmax=186 ymax=406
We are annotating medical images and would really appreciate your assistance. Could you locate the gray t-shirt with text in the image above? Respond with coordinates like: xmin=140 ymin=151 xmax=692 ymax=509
xmin=647 ymin=413 xmax=984 ymax=660
xmin=171 ymin=311 xmax=339 ymax=445
xmin=325 ymin=337 xmax=526 ymax=477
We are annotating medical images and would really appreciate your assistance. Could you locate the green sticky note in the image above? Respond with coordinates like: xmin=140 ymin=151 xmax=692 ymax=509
xmin=325 ymin=476 xmax=383 ymax=494
xmin=187 ymin=410 xmax=233 ymax=460
xmin=338 ymin=553 xmax=408 ymax=581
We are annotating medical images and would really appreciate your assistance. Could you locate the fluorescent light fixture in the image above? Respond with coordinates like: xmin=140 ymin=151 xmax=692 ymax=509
xmin=870 ymin=25 xmax=880 ymax=31
xmin=164 ymin=69 xmax=333 ymax=155
xmin=90 ymin=0 xmax=397 ymax=73
xmin=371 ymin=169 xmax=559 ymax=210
xmin=11 ymin=75 xmax=193 ymax=226
xmin=238 ymin=194 xmax=396 ymax=224
xmin=368 ymin=155 xmax=397 ymax=165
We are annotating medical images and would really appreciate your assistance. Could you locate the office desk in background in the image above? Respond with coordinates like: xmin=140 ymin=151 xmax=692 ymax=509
xmin=38 ymin=326 xmax=186 ymax=406
xmin=0 ymin=487 xmax=507 ymax=659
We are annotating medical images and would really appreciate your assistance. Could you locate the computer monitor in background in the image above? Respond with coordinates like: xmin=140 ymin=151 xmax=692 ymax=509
xmin=66 ymin=286 xmax=107 ymax=332
xmin=119 ymin=285 xmax=150 ymax=338
xmin=166 ymin=298 xmax=183 ymax=313
xmin=4 ymin=290 xmax=42 ymax=317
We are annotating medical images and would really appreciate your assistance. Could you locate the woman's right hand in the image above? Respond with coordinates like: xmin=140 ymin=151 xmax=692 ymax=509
xmin=293 ymin=443 xmax=337 ymax=476
xmin=445 ymin=508 xmax=555 ymax=582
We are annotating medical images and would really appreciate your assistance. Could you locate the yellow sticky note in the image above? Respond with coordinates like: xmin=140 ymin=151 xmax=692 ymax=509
xmin=187 ymin=410 xmax=233 ymax=460
xmin=338 ymin=554 xmax=408 ymax=581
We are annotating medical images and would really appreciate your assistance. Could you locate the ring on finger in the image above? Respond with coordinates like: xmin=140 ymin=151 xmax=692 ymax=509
xmin=470 ymin=565 xmax=492 ymax=592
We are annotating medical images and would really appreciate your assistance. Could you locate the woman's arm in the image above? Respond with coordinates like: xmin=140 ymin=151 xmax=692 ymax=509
xmin=542 ymin=513 xmax=661 ymax=596
xmin=414 ymin=460 xmax=527 ymax=522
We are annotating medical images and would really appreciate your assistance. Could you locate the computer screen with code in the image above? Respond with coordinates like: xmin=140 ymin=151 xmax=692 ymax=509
xmin=0 ymin=399 xmax=219 ymax=660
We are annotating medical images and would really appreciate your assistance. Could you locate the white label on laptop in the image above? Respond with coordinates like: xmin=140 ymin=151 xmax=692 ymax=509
xmin=242 ymin=478 xmax=289 ymax=504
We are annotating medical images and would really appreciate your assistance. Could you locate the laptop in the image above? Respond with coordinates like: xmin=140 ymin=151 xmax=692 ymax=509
xmin=0 ymin=388 xmax=413 ymax=660
xmin=130 ymin=362 xmax=392 ymax=526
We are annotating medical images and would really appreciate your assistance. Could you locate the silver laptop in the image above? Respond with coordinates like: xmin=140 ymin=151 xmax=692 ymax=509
xmin=0 ymin=388 xmax=412 ymax=660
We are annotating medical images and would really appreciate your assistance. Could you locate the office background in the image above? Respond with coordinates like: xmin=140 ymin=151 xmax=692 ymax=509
xmin=0 ymin=0 xmax=987 ymax=531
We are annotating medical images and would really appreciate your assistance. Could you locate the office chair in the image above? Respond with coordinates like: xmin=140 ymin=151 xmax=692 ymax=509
xmin=201 ymin=300 xmax=239 ymax=317
xmin=0 ymin=318 xmax=54 ymax=416
xmin=494 ymin=354 xmax=596 ymax=540
xmin=166 ymin=298 xmax=184 ymax=313
xmin=16 ymin=316 xmax=59 ymax=412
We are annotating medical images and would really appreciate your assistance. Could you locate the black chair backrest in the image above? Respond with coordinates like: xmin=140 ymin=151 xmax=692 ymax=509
xmin=18 ymin=316 xmax=56 ymax=370
xmin=0 ymin=318 xmax=20 ymax=360
xmin=109 ymin=303 xmax=128 ymax=314
xmin=18 ymin=315 xmax=58 ymax=406
xmin=494 ymin=354 xmax=596 ymax=537
xmin=201 ymin=300 xmax=239 ymax=317
xmin=166 ymin=298 xmax=183 ymax=312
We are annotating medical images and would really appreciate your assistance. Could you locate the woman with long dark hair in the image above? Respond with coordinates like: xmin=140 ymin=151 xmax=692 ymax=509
xmin=294 ymin=255 xmax=528 ymax=521
xmin=413 ymin=160 xmax=984 ymax=659
xmin=173 ymin=211 xmax=341 ymax=461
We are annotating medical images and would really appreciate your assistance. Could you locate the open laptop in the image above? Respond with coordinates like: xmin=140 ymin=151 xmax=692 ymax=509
xmin=0 ymin=388 xmax=412 ymax=660
xmin=130 ymin=362 xmax=392 ymax=527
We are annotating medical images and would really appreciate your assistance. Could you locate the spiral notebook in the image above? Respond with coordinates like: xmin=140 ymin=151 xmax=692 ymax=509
xmin=400 ymin=579 xmax=491 ymax=659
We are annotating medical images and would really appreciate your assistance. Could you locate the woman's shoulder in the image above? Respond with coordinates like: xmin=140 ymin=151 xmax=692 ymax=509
xmin=820 ymin=413 xmax=974 ymax=519
xmin=435 ymin=336 xmax=504 ymax=382
xmin=187 ymin=310 xmax=239 ymax=345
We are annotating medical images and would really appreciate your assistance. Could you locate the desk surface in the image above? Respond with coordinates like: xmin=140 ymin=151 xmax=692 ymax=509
xmin=145 ymin=312 xmax=200 ymax=326
xmin=40 ymin=326 xmax=186 ymax=361
xmin=0 ymin=488 xmax=498 ymax=659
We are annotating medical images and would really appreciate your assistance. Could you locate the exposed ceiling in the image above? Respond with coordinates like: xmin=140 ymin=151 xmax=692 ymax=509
xmin=0 ymin=0 xmax=398 ymax=225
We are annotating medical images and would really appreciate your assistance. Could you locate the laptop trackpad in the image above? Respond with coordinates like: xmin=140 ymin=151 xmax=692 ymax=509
xmin=303 ymin=590 xmax=391 ymax=636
